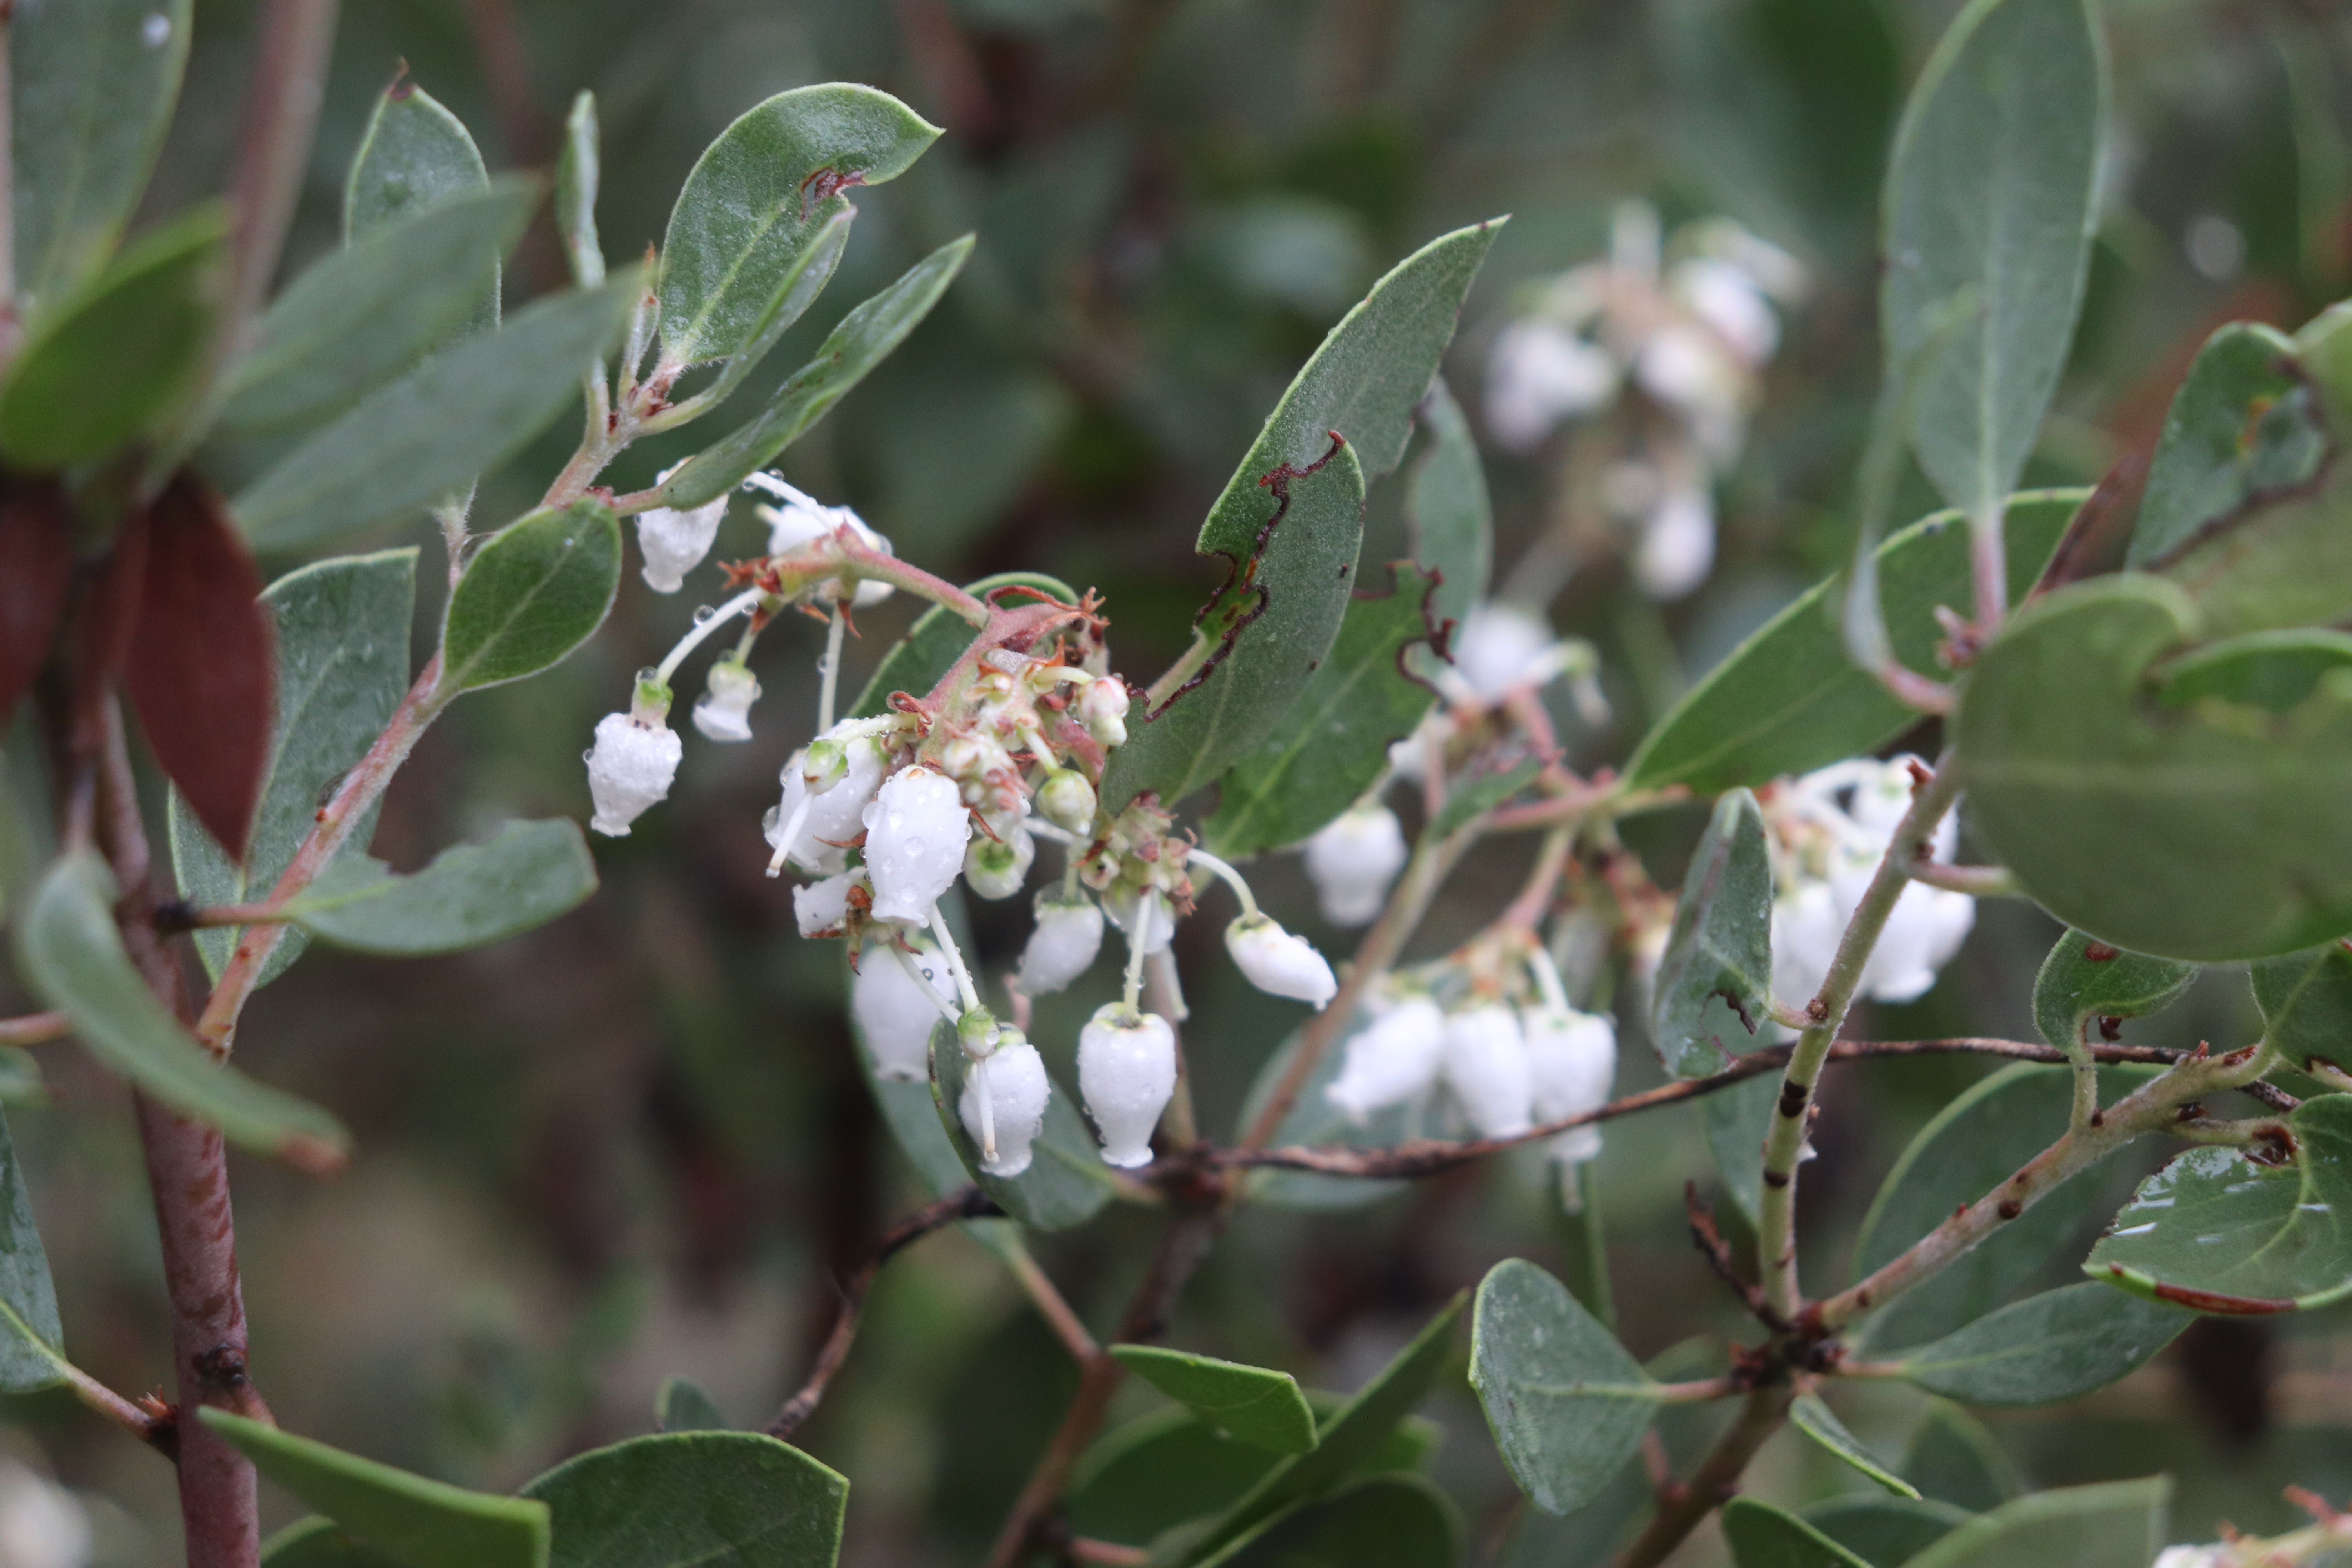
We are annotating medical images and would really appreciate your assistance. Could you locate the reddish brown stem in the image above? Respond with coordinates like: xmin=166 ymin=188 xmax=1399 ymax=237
xmin=1610 ymin=1384 xmax=1793 ymax=1568
xmin=0 ymin=1011 xmax=67 ymax=1046
xmin=223 ymin=0 xmax=340 ymax=342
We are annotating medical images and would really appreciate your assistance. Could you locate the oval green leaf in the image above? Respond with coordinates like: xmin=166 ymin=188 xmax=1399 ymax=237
xmin=1901 ymin=1401 xmax=2020 ymax=1512
xmin=2154 ymin=628 xmax=2352 ymax=713
xmin=1406 ymin=378 xmax=1492 ymax=629
xmin=519 ymin=1431 xmax=847 ymax=1568
xmin=234 ymin=277 xmax=638 ymax=549
xmin=437 ymin=499 xmax=624 ymax=695
xmin=1625 ymin=491 xmax=2080 ymax=794
xmin=2085 ymin=1093 xmax=2352 ymax=1313
xmin=2030 ymin=928 xmax=2196 ymax=1054
xmin=201 ymin=1409 xmax=549 ymax=1568
xmin=1899 ymin=1478 xmax=2169 ymax=1568
xmin=1649 ymin=789 xmax=1772 ymax=1077
xmin=0 ymin=1106 xmax=64 ymax=1394
xmin=1889 ymin=1281 xmax=2188 ymax=1405
xmin=556 ymin=92 xmax=604 ymax=290
xmin=2129 ymin=322 xmax=2328 ymax=569
xmin=656 ymin=1376 xmax=730 ymax=1434
xmin=1722 ymin=1498 xmax=1875 ymax=1568
xmin=281 ymin=819 xmax=597 ymax=956
xmin=1108 ymin=1345 xmax=1319 ymax=1455
xmin=171 ymin=549 xmax=419 ymax=987
xmin=2252 ymin=940 xmax=2352 ymax=1075
xmin=1790 ymin=1393 xmax=1919 ymax=1498
xmin=1469 ymin=1258 xmax=1661 ymax=1519
xmin=1882 ymin=0 xmax=2104 ymax=528
xmin=263 ymin=1519 xmax=411 ymax=1568
xmin=1201 ymin=1474 xmax=1459 ymax=1568
xmin=1799 ymin=1496 xmax=1970 ymax=1566
xmin=15 ymin=851 xmax=349 ymax=1169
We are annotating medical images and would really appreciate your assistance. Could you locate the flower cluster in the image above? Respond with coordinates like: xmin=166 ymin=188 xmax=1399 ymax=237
xmin=1762 ymin=756 xmax=1977 ymax=1010
xmin=584 ymin=470 xmax=1346 ymax=1180
xmin=1483 ymin=203 xmax=1806 ymax=600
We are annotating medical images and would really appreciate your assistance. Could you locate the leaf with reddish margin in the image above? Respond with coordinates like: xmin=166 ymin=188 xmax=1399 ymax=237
xmin=0 ymin=480 xmax=73 ymax=726
xmin=124 ymin=477 xmax=273 ymax=862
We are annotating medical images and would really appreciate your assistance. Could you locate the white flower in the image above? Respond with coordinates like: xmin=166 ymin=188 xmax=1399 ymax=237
xmin=863 ymin=767 xmax=970 ymax=923
xmin=635 ymin=495 xmax=728 ymax=594
xmin=586 ymin=712 xmax=682 ymax=837
xmin=794 ymin=870 xmax=866 ymax=938
xmin=766 ymin=731 xmax=888 ymax=876
xmin=1634 ymin=484 xmax=1715 ymax=601
xmin=1862 ymin=881 xmax=1976 ymax=1004
xmin=750 ymin=474 xmax=895 ymax=606
xmin=1485 ymin=319 xmax=1619 ymax=450
xmin=1524 ymin=1005 xmax=1617 ymax=1165
xmin=1635 ymin=324 xmax=1746 ymax=431
xmin=1103 ymin=887 xmax=1174 ymax=955
xmin=1303 ymin=804 xmax=1407 ymax=926
xmin=1078 ymin=1004 xmax=1178 ymax=1167
xmin=1080 ymin=678 xmax=1131 ymax=748
xmin=0 ymin=1463 xmax=89 ymax=1568
xmin=1036 ymin=769 xmax=1097 ymax=834
xmin=691 ymin=660 xmax=761 ymax=742
xmin=1671 ymin=256 xmax=1780 ymax=365
xmin=853 ymin=944 xmax=955 ymax=1079
xmin=959 ymin=1040 xmax=1050 ymax=1176
xmin=1226 ymin=915 xmax=1337 ymax=1009
xmin=1770 ymin=879 xmax=1843 ymax=1014
xmin=1453 ymin=603 xmax=1566 ymax=704
xmin=2151 ymin=1548 xmax=2229 ymax=1568
xmin=963 ymin=826 xmax=1036 ymax=901
xmin=1443 ymin=1005 xmax=1534 ymax=1138
xmin=1016 ymin=893 xmax=1104 ymax=995
xmin=1325 ymin=995 xmax=1446 ymax=1123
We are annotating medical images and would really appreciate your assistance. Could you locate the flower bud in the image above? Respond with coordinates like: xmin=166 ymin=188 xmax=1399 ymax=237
xmin=963 ymin=827 xmax=1035 ymax=901
xmin=863 ymin=767 xmax=970 ymax=923
xmin=1078 ymin=1004 xmax=1177 ymax=1167
xmin=1079 ymin=678 xmax=1131 ymax=748
xmin=1036 ymin=768 xmax=1097 ymax=835
xmin=794 ymin=870 xmax=866 ymax=938
xmin=1225 ymin=915 xmax=1337 ymax=1009
xmin=1443 ymin=1005 xmax=1534 ymax=1138
xmin=1302 ymin=804 xmax=1407 ymax=927
xmin=852 ymin=945 xmax=954 ymax=1080
xmin=1523 ymin=1005 xmax=1616 ymax=1164
xmin=585 ymin=713 xmax=681 ymax=837
xmin=801 ymin=739 xmax=849 ymax=793
xmin=635 ymin=495 xmax=728 ymax=593
xmin=959 ymin=1040 xmax=1050 ymax=1176
xmin=1325 ymin=995 xmax=1446 ymax=1123
xmin=691 ymin=660 xmax=761 ymax=742
xmin=1016 ymin=894 xmax=1103 ymax=995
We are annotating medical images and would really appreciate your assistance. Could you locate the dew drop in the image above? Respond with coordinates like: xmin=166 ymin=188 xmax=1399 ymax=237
xmin=634 ymin=666 xmax=659 ymax=684
xmin=693 ymin=605 xmax=717 ymax=623
xmin=581 ymin=748 xmax=595 ymax=762
xmin=142 ymin=11 xmax=171 ymax=45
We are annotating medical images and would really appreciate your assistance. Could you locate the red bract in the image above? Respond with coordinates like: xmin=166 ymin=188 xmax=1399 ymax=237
xmin=0 ymin=477 xmax=74 ymax=726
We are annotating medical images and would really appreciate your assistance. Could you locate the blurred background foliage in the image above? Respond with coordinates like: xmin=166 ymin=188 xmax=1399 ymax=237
xmin=4 ymin=0 xmax=2351 ymax=1562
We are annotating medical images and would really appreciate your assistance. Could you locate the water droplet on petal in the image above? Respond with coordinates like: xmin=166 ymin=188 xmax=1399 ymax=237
xmin=693 ymin=605 xmax=717 ymax=624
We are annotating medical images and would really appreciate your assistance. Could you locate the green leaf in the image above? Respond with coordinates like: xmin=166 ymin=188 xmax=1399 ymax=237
xmin=347 ymin=82 xmax=492 ymax=243
xmin=690 ymin=211 xmax=856 ymax=417
xmin=263 ymin=1520 xmax=411 ymax=1568
xmin=654 ymin=237 xmax=975 ymax=511
xmin=0 ymin=1050 xmax=44 ymax=1109
xmin=0 ymin=207 xmax=223 ymax=469
xmin=1902 ymin=1401 xmax=2020 ymax=1513
xmin=201 ymin=1409 xmax=549 ymax=1568
xmin=1625 ymin=492 xmax=2080 ymax=794
xmin=15 ymin=851 xmax=349 ymax=1169
xmin=171 ymin=549 xmax=419 ymax=987
xmin=1428 ymin=757 xmax=1542 ymax=840
xmin=437 ymin=499 xmax=624 ymax=695
xmin=221 ymin=180 xmax=538 ymax=436
xmin=1181 ymin=1292 xmax=1465 ymax=1564
xmin=1200 ymin=1474 xmax=1459 ymax=1568
xmin=1649 ymin=790 xmax=1771 ymax=1077
xmin=1108 ymin=1346 xmax=1318 ymax=1455
xmin=1790 ymin=1394 xmax=1919 ymax=1498
xmin=2252 ymin=941 xmax=2352 ymax=1074
xmin=927 ymin=1028 xmax=1115 ymax=1231
xmin=1898 ymin=1478 xmax=2169 ymax=1568
xmin=1203 ymin=563 xmax=1443 ymax=858
xmin=557 ymin=93 xmax=604 ymax=289
xmin=847 ymin=573 xmax=1076 ymax=720
xmin=1881 ymin=0 xmax=2104 ymax=529
xmin=1851 ymin=1063 xmax=2150 ymax=1353
xmin=234 ymin=277 xmax=638 ymax=549
xmin=520 ymin=1431 xmax=848 ymax=1568
xmin=1889 ymin=1281 xmax=2189 ymax=1405
xmin=1953 ymin=575 xmax=2352 ymax=960
xmin=1406 ymin=379 xmax=1493 ymax=628
xmin=11 ymin=0 xmax=192 ymax=310
xmin=656 ymin=1377 xmax=730 ymax=1433
xmin=1103 ymin=221 xmax=1501 ymax=813
xmin=2030 ymin=929 xmax=2197 ymax=1054
xmin=1797 ymin=1496 xmax=1970 ymax=1566
xmin=2086 ymin=1093 xmax=2352 ymax=1312
xmin=1469 ymin=1258 xmax=1661 ymax=1518
xmin=2129 ymin=323 xmax=2329 ymax=569
xmin=656 ymin=85 xmax=940 ymax=368
xmin=1704 ymin=1070 xmax=1779 ymax=1227
xmin=1722 ymin=1498 xmax=1875 ymax=1568
xmin=2155 ymin=629 xmax=2352 ymax=713
xmin=280 ymin=819 xmax=597 ymax=956
xmin=0 ymin=1107 xmax=64 ymax=1394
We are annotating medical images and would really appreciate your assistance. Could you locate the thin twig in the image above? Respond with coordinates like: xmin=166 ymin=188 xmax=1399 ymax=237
xmin=223 ymin=0 xmax=341 ymax=344
xmin=1001 ymin=1244 xmax=1100 ymax=1365
xmin=1903 ymin=861 xmax=2018 ymax=897
xmin=0 ymin=1013 xmax=68 ymax=1047
xmin=1610 ymin=1383 xmax=1794 ymax=1568
xmin=1685 ymin=1183 xmax=1787 ymax=1333
xmin=764 ymin=1187 xmax=1002 ymax=1439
